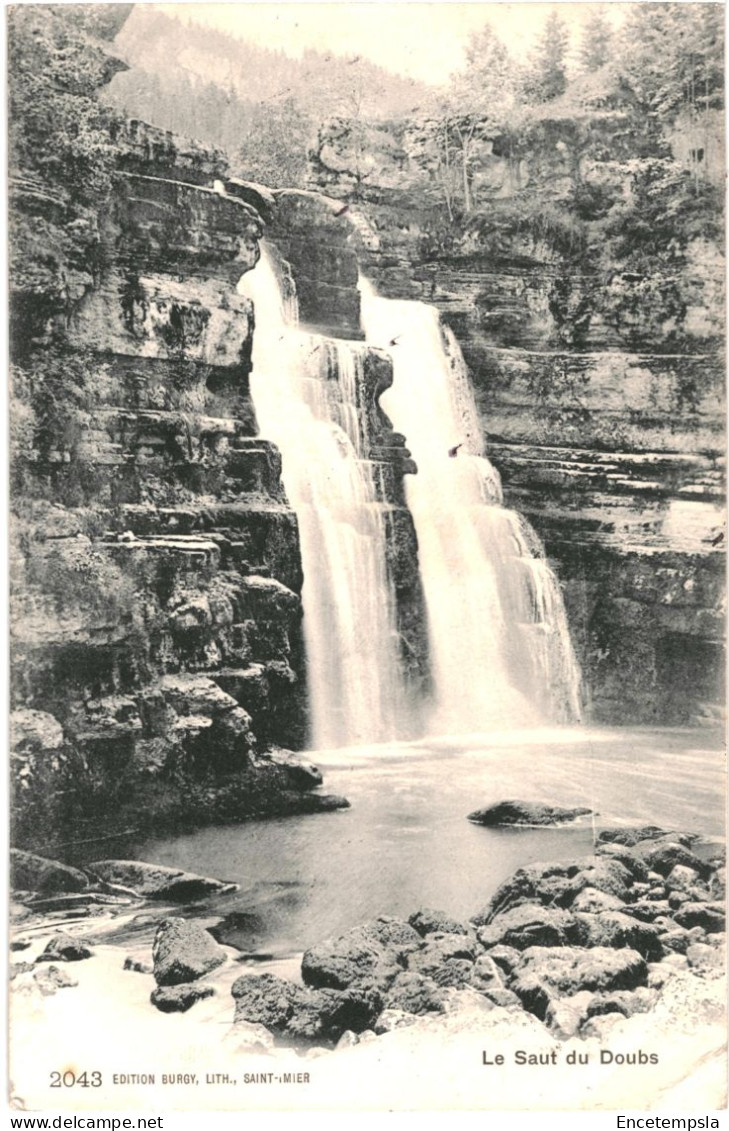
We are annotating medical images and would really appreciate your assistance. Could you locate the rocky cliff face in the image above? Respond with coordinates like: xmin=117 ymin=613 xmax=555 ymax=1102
xmin=10 ymin=91 xmax=430 ymax=848
xmin=307 ymin=111 xmax=725 ymax=724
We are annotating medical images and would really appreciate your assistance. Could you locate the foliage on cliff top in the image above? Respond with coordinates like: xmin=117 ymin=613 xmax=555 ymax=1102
xmin=8 ymin=5 xmax=129 ymax=332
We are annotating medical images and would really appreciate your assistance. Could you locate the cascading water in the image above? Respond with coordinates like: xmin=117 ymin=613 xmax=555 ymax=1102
xmin=238 ymin=246 xmax=407 ymax=750
xmin=359 ymin=281 xmax=582 ymax=733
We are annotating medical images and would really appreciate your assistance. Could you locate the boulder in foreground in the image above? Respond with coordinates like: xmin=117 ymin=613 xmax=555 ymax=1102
xmin=152 ymin=918 xmax=227 ymax=986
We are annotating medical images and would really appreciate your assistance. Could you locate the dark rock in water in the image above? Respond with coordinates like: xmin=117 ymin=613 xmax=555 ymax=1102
xmin=37 ymin=934 xmax=94 ymax=963
xmin=86 ymin=860 xmax=237 ymax=902
xmin=257 ymin=748 xmax=323 ymax=790
xmin=232 ymin=972 xmax=298 ymax=1031
xmin=10 ymin=849 xmax=89 ymax=895
xmin=10 ymin=940 xmax=30 ymax=952
xmin=408 ymin=908 xmax=471 ymax=938
xmin=301 ymin=917 xmax=419 ymax=991
xmin=33 ymin=965 xmax=79 ymax=995
xmin=476 ymin=905 xmax=577 ymax=951
xmin=573 ymin=912 xmax=664 ymax=959
xmin=597 ymin=828 xmax=694 ymax=849
xmin=151 ymin=982 xmax=215 ymax=1013
xmin=511 ymin=945 xmax=648 ymax=1019
xmin=152 ymin=918 xmax=227 ymax=986
xmin=674 ymin=902 xmax=725 ymax=933
xmin=123 ymin=956 xmax=153 ymax=974
xmin=382 ymin=971 xmax=446 ymax=1015
xmin=467 ymin=800 xmax=591 ymax=827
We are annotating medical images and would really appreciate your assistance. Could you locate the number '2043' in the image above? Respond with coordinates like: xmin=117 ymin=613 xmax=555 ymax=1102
xmin=50 ymin=1071 xmax=102 ymax=1088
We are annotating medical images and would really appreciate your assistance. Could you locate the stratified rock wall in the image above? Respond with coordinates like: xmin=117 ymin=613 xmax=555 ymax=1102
xmin=10 ymin=145 xmax=315 ymax=848
xmin=307 ymin=114 xmax=725 ymax=724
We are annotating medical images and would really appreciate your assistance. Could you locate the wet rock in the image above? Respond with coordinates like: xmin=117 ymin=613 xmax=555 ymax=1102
xmin=709 ymin=868 xmax=726 ymax=900
xmin=634 ymin=840 xmax=712 ymax=880
xmin=626 ymin=900 xmax=673 ymax=923
xmin=511 ymin=945 xmax=648 ymax=1019
xmin=674 ymin=902 xmax=725 ymax=933
xmin=467 ymin=800 xmax=591 ymax=827
xmin=37 ymin=934 xmax=94 ymax=963
xmin=473 ymin=861 xmax=581 ymax=923
xmin=564 ymin=859 xmax=634 ymax=904
xmin=469 ymin=955 xmax=504 ymax=992
xmin=231 ymin=972 xmax=299 ymax=1030
xmin=476 ymin=905 xmax=577 ymax=951
xmin=408 ymin=932 xmax=477 ymax=969
xmin=286 ymin=984 xmax=383 ymax=1042
xmin=665 ymin=864 xmax=703 ymax=892
xmin=151 ymin=983 xmax=216 ymax=1013
xmin=86 ymin=860 xmax=237 ymax=902
xmin=152 ymin=918 xmax=227 ymax=986
xmin=123 ymin=956 xmax=153 ymax=974
xmin=544 ymin=991 xmax=594 ymax=1038
xmin=257 ymin=748 xmax=322 ymax=790
xmin=425 ymin=959 xmax=476 ymax=990
xmin=33 ymin=965 xmax=79 ymax=995
xmin=569 ymin=888 xmax=626 ymax=914
xmin=10 ymin=849 xmax=89 ymax=895
xmin=383 ymin=971 xmax=446 ymax=1015
xmin=657 ymin=926 xmax=695 ymax=955
xmin=301 ymin=916 xmax=419 ymax=990
xmin=586 ymin=987 xmax=656 ymax=1019
xmin=597 ymin=828 xmax=694 ymax=849
xmin=10 ymin=940 xmax=30 ymax=953
xmin=480 ymin=986 xmax=524 ymax=1010
xmin=594 ymin=844 xmax=651 ymax=883
xmin=483 ymin=944 xmax=520 ymax=975
xmin=408 ymin=908 xmax=471 ymax=938
xmin=573 ymin=912 xmax=663 ymax=959
xmin=373 ymin=1009 xmax=419 ymax=1035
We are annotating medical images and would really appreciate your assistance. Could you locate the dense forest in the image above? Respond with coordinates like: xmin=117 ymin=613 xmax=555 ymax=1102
xmin=106 ymin=3 xmax=724 ymax=210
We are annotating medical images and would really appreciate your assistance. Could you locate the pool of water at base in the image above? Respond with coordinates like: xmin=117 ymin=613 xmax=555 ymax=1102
xmin=123 ymin=726 xmax=725 ymax=958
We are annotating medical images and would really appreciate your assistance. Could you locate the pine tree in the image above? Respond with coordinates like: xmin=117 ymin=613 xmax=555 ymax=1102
xmin=578 ymin=11 xmax=614 ymax=73
xmin=525 ymin=12 xmax=569 ymax=102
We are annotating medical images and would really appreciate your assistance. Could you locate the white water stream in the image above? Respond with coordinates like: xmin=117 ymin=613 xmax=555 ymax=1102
xmin=360 ymin=282 xmax=582 ymax=733
xmin=238 ymin=248 xmax=407 ymax=749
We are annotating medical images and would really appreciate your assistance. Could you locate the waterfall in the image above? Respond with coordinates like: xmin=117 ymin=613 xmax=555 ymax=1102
xmin=359 ymin=281 xmax=582 ymax=733
xmin=238 ymin=246 xmax=407 ymax=750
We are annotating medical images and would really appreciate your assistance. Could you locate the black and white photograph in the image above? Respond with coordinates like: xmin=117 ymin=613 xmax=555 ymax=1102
xmin=6 ymin=0 xmax=727 ymax=1113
